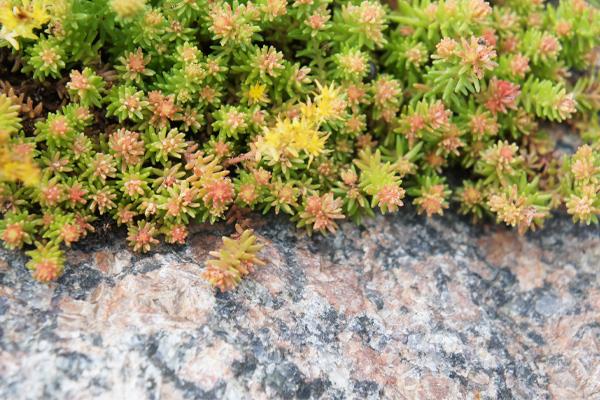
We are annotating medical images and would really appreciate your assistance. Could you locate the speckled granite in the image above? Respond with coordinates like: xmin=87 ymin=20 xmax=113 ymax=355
xmin=0 ymin=208 xmax=599 ymax=399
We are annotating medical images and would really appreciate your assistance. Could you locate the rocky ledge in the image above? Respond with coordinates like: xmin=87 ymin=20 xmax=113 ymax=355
xmin=0 ymin=207 xmax=599 ymax=399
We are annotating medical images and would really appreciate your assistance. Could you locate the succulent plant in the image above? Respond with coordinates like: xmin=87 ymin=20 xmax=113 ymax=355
xmin=0 ymin=0 xmax=598 ymax=291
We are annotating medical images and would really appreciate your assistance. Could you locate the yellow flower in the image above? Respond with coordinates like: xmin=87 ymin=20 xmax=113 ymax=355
xmin=0 ymin=142 xmax=40 ymax=185
xmin=109 ymin=0 xmax=146 ymax=19
xmin=0 ymin=157 xmax=40 ymax=185
xmin=292 ymin=119 xmax=328 ymax=158
xmin=257 ymin=116 xmax=327 ymax=163
xmin=0 ymin=0 xmax=50 ymax=49
xmin=258 ymin=118 xmax=297 ymax=162
xmin=246 ymin=83 xmax=269 ymax=105
xmin=312 ymin=81 xmax=346 ymax=123
xmin=298 ymin=100 xmax=319 ymax=124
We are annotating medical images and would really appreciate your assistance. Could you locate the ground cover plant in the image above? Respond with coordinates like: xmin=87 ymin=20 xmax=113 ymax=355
xmin=0 ymin=0 xmax=598 ymax=290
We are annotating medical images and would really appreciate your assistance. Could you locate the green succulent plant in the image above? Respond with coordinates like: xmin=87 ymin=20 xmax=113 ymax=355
xmin=0 ymin=0 xmax=598 ymax=291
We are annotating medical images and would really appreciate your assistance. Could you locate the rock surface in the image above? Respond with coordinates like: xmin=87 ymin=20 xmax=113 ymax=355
xmin=1 ymin=208 xmax=599 ymax=399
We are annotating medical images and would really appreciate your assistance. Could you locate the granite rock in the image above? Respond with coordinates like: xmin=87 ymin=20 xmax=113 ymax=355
xmin=1 ymin=207 xmax=599 ymax=399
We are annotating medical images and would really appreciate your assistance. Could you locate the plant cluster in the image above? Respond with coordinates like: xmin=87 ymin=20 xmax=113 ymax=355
xmin=0 ymin=0 xmax=598 ymax=289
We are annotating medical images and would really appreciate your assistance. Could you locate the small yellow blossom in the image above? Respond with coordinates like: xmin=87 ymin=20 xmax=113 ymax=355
xmin=255 ymin=85 xmax=341 ymax=165
xmin=0 ymin=93 xmax=39 ymax=185
xmin=0 ymin=0 xmax=51 ymax=49
xmin=293 ymin=122 xmax=328 ymax=158
xmin=109 ymin=0 xmax=146 ymax=19
xmin=246 ymin=83 xmax=269 ymax=105
xmin=311 ymin=81 xmax=347 ymax=123
xmin=0 ymin=155 xmax=40 ymax=185
xmin=257 ymin=116 xmax=327 ymax=163
xmin=298 ymin=100 xmax=319 ymax=123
